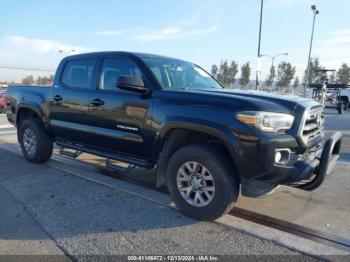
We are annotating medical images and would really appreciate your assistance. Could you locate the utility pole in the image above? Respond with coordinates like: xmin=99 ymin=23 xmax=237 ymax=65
xmin=304 ymin=5 xmax=319 ymax=97
xmin=256 ymin=0 xmax=264 ymax=90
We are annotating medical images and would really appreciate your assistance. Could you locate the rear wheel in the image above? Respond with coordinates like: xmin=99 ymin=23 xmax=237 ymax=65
xmin=18 ymin=119 xmax=53 ymax=163
xmin=166 ymin=144 xmax=239 ymax=221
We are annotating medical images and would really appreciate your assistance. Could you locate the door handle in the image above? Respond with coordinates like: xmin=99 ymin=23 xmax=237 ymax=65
xmin=91 ymin=98 xmax=105 ymax=106
xmin=53 ymin=95 xmax=63 ymax=102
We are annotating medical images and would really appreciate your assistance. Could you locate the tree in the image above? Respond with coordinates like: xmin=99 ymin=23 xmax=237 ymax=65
xmin=293 ymin=76 xmax=300 ymax=89
xmin=211 ymin=64 xmax=218 ymax=78
xmin=336 ymin=63 xmax=350 ymax=84
xmin=329 ymin=72 xmax=336 ymax=83
xmin=36 ymin=75 xmax=53 ymax=85
xmin=212 ymin=60 xmax=239 ymax=87
xmin=227 ymin=61 xmax=238 ymax=86
xmin=240 ymin=62 xmax=251 ymax=87
xmin=22 ymin=75 xmax=35 ymax=85
xmin=49 ymin=74 xmax=55 ymax=83
xmin=303 ymin=57 xmax=322 ymax=84
xmin=218 ymin=60 xmax=229 ymax=86
xmin=265 ymin=65 xmax=276 ymax=87
xmin=276 ymin=62 xmax=296 ymax=88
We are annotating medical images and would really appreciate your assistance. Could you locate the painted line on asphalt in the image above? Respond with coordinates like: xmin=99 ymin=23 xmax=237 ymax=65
xmin=0 ymin=124 xmax=13 ymax=129
xmin=0 ymin=128 xmax=16 ymax=136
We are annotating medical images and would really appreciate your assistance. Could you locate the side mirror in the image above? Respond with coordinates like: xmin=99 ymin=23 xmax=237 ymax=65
xmin=117 ymin=76 xmax=147 ymax=93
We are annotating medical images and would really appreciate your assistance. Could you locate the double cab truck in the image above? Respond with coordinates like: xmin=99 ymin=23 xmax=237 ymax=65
xmin=6 ymin=52 xmax=342 ymax=220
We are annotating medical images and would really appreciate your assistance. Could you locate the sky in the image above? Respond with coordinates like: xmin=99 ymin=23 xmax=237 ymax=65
xmin=0 ymin=0 xmax=350 ymax=82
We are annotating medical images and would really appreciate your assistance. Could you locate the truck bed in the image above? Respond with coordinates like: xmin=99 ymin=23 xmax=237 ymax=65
xmin=6 ymin=85 xmax=51 ymax=126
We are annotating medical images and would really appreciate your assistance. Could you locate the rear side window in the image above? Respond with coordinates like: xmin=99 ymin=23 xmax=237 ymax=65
xmin=61 ymin=59 xmax=94 ymax=88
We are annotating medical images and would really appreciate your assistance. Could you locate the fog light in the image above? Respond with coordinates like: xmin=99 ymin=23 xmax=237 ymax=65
xmin=275 ymin=152 xmax=282 ymax=163
xmin=275 ymin=149 xmax=291 ymax=164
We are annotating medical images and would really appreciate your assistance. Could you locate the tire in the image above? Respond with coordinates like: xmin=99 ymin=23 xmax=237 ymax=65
xmin=337 ymin=102 xmax=344 ymax=114
xmin=341 ymin=97 xmax=349 ymax=111
xmin=166 ymin=144 xmax=239 ymax=221
xmin=18 ymin=118 xmax=53 ymax=163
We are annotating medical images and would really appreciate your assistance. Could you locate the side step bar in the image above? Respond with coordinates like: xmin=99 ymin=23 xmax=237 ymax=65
xmin=106 ymin=158 xmax=136 ymax=173
xmin=59 ymin=146 xmax=82 ymax=158
xmin=56 ymin=139 xmax=154 ymax=169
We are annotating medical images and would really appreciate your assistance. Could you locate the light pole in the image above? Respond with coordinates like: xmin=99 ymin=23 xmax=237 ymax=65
xmin=304 ymin=5 xmax=319 ymax=97
xmin=256 ymin=0 xmax=264 ymax=90
xmin=260 ymin=53 xmax=288 ymax=67
xmin=260 ymin=53 xmax=288 ymax=89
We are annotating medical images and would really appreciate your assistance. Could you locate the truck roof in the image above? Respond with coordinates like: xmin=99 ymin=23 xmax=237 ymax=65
xmin=64 ymin=51 xmax=186 ymax=62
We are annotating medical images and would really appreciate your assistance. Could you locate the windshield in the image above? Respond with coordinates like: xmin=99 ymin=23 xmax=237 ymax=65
xmin=142 ymin=57 xmax=222 ymax=90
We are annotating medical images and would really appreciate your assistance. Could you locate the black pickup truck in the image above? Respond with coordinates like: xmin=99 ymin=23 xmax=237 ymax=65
xmin=6 ymin=52 xmax=342 ymax=220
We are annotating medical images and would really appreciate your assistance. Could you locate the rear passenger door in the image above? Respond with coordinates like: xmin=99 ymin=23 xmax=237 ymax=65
xmin=86 ymin=56 xmax=154 ymax=159
xmin=48 ymin=58 xmax=96 ymax=144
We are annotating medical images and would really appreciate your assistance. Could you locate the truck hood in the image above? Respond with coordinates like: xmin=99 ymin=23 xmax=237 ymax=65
xmin=180 ymin=88 xmax=318 ymax=113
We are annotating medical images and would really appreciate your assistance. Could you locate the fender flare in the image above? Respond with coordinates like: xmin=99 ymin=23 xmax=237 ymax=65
xmin=159 ymin=121 xmax=240 ymax=156
xmin=153 ymin=118 xmax=243 ymax=187
xmin=16 ymin=103 xmax=47 ymax=126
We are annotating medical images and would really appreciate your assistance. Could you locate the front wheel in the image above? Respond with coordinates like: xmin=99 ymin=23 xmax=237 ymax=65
xmin=166 ymin=144 xmax=239 ymax=221
xmin=18 ymin=119 xmax=53 ymax=163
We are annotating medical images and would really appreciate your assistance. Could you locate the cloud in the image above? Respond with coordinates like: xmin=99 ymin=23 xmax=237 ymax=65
xmin=0 ymin=51 xmax=15 ymax=58
xmin=133 ymin=26 xmax=217 ymax=42
xmin=5 ymin=35 xmax=90 ymax=54
xmin=322 ymin=29 xmax=350 ymax=45
xmin=264 ymin=0 xmax=298 ymax=9
xmin=313 ymin=46 xmax=349 ymax=55
xmin=90 ymin=30 xmax=125 ymax=36
xmin=91 ymin=25 xmax=217 ymax=42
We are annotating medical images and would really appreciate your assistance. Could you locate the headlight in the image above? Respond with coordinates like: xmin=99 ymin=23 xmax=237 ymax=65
xmin=236 ymin=111 xmax=294 ymax=134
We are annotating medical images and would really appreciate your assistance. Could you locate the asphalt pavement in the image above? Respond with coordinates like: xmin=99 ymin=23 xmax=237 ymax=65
xmin=0 ymin=146 xmax=312 ymax=259
xmin=0 ymin=111 xmax=349 ymax=259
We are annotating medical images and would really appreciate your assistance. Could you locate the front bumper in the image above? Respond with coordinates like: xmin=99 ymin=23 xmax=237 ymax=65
xmin=237 ymin=132 xmax=342 ymax=197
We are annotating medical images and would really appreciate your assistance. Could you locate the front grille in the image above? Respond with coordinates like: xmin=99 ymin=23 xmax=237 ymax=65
xmin=301 ymin=107 xmax=324 ymax=147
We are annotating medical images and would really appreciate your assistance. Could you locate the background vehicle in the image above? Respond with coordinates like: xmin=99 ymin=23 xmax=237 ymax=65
xmin=309 ymin=69 xmax=349 ymax=114
xmin=6 ymin=52 xmax=342 ymax=220
xmin=0 ymin=90 xmax=8 ymax=113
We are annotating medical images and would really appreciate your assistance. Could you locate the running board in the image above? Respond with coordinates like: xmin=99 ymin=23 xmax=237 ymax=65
xmin=59 ymin=146 xmax=82 ymax=158
xmin=106 ymin=159 xmax=136 ymax=173
xmin=55 ymin=139 xmax=154 ymax=169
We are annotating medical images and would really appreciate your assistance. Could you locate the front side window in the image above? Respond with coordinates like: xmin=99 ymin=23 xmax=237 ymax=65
xmin=100 ymin=58 xmax=143 ymax=91
xmin=61 ymin=59 xmax=94 ymax=89
xmin=141 ymin=57 xmax=222 ymax=90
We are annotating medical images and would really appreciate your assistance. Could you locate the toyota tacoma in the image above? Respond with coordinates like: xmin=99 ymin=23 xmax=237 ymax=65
xmin=6 ymin=52 xmax=342 ymax=220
